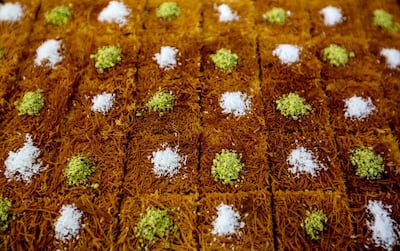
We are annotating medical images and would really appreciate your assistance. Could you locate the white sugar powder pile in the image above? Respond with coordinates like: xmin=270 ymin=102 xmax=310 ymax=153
xmin=34 ymin=39 xmax=63 ymax=68
xmin=220 ymin=91 xmax=251 ymax=117
xmin=287 ymin=146 xmax=325 ymax=178
xmin=91 ymin=92 xmax=115 ymax=114
xmin=211 ymin=203 xmax=244 ymax=236
xmin=380 ymin=48 xmax=400 ymax=69
xmin=320 ymin=6 xmax=344 ymax=26
xmin=0 ymin=2 xmax=23 ymax=22
xmin=215 ymin=4 xmax=239 ymax=22
xmin=153 ymin=46 xmax=179 ymax=70
xmin=149 ymin=145 xmax=186 ymax=177
xmin=4 ymin=133 xmax=45 ymax=183
xmin=54 ymin=204 xmax=83 ymax=243
xmin=344 ymin=95 xmax=375 ymax=120
xmin=272 ymin=44 xmax=301 ymax=65
xmin=366 ymin=200 xmax=400 ymax=250
xmin=98 ymin=1 xmax=131 ymax=26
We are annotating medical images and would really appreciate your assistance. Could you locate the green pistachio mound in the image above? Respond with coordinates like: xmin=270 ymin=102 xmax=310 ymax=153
xmin=45 ymin=5 xmax=71 ymax=26
xmin=350 ymin=147 xmax=385 ymax=180
xmin=373 ymin=9 xmax=400 ymax=32
xmin=322 ymin=44 xmax=354 ymax=67
xmin=263 ymin=7 xmax=286 ymax=24
xmin=301 ymin=210 xmax=328 ymax=240
xmin=211 ymin=149 xmax=244 ymax=185
xmin=90 ymin=45 xmax=121 ymax=73
xmin=0 ymin=48 xmax=4 ymax=59
xmin=210 ymin=48 xmax=239 ymax=71
xmin=0 ymin=198 xmax=12 ymax=232
xmin=65 ymin=156 xmax=94 ymax=186
xmin=156 ymin=2 xmax=181 ymax=21
xmin=14 ymin=89 xmax=44 ymax=116
xmin=135 ymin=208 xmax=176 ymax=248
xmin=276 ymin=92 xmax=312 ymax=120
xmin=146 ymin=90 xmax=175 ymax=117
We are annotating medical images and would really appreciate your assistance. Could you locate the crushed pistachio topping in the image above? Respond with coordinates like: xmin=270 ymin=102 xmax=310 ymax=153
xmin=156 ymin=2 xmax=181 ymax=21
xmin=14 ymin=89 xmax=44 ymax=116
xmin=65 ymin=156 xmax=93 ymax=186
xmin=211 ymin=149 xmax=244 ymax=185
xmin=135 ymin=208 xmax=176 ymax=248
xmin=276 ymin=92 xmax=312 ymax=120
xmin=45 ymin=5 xmax=71 ymax=26
xmin=90 ymin=183 xmax=99 ymax=189
xmin=210 ymin=48 xmax=239 ymax=71
xmin=373 ymin=9 xmax=400 ymax=32
xmin=90 ymin=45 xmax=121 ymax=73
xmin=263 ymin=7 xmax=286 ymax=24
xmin=301 ymin=210 xmax=328 ymax=240
xmin=322 ymin=44 xmax=354 ymax=67
xmin=146 ymin=90 xmax=175 ymax=117
xmin=0 ymin=198 xmax=12 ymax=232
xmin=350 ymin=147 xmax=385 ymax=180
xmin=0 ymin=48 xmax=4 ymax=59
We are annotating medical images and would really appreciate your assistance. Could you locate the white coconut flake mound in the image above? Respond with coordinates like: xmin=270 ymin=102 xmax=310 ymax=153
xmin=215 ymin=4 xmax=239 ymax=22
xmin=319 ymin=6 xmax=344 ymax=26
xmin=149 ymin=145 xmax=186 ymax=178
xmin=91 ymin=92 xmax=115 ymax=114
xmin=34 ymin=39 xmax=63 ymax=68
xmin=4 ymin=133 xmax=45 ymax=183
xmin=153 ymin=46 xmax=179 ymax=70
xmin=272 ymin=44 xmax=301 ymax=65
xmin=98 ymin=1 xmax=131 ymax=26
xmin=54 ymin=204 xmax=83 ymax=243
xmin=0 ymin=2 xmax=24 ymax=22
xmin=287 ymin=146 xmax=325 ymax=178
xmin=220 ymin=91 xmax=251 ymax=117
xmin=380 ymin=48 xmax=400 ymax=69
xmin=344 ymin=95 xmax=376 ymax=120
xmin=211 ymin=203 xmax=244 ymax=236
xmin=366 ymin=200 xmax=400 ymax=250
